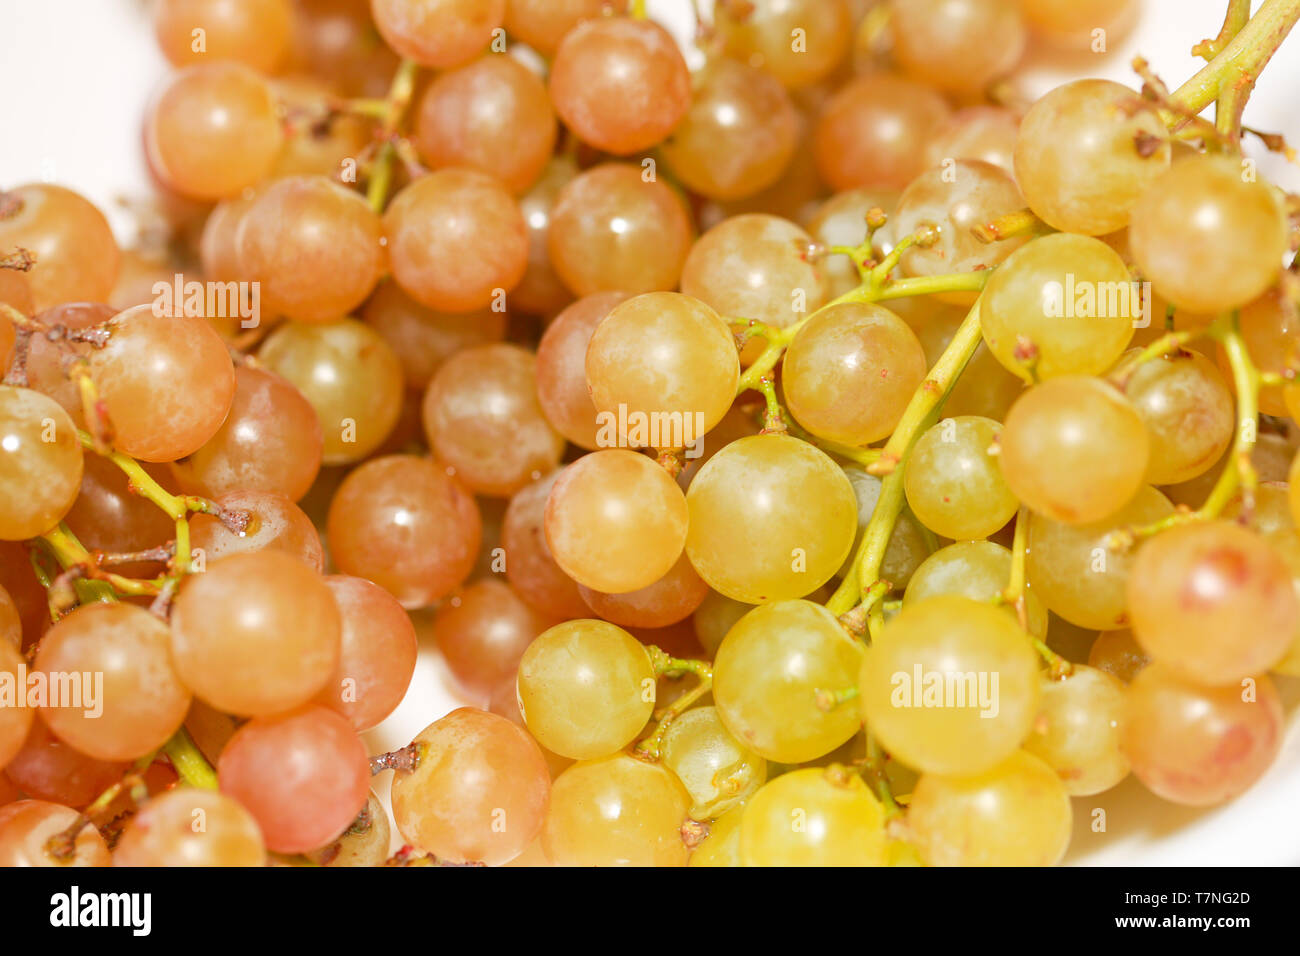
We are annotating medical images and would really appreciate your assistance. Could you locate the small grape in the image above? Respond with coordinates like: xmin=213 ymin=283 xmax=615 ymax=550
xmin=1023 ymin=666 xmax=1129 ymax=795
xmin=113 ymin=789 xmax=266 ymax=867
xmin=904 ymin=416 xmax=1018 ymax=540
xmin=662 ymin=706 xmax=766 ymax=820
xmin=740 ymin=767 xmax=885 ymax=866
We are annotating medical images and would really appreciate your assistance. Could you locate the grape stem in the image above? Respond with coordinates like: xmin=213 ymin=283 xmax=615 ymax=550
xmin=813 ymin=685 xmax=860 ymax=712
xmin=1193 ymin=0 xmax=1253 ymax=61
xmin=863 ymin=736 xmax=901 ymax=819
xmin=370 ymin=742 xmax=425 ymax=775
xmin=636 ymin=647 xmax=714 ymax=761
xmin=999 ymin=507 xmax=1072 ymax=678
xmin=365 ymin=59 xmax=420 ymax=213
xmin=162 ymin=727 xmax=219 ymax=790
xmin=43 ymin=754 xmax=154 ymax=862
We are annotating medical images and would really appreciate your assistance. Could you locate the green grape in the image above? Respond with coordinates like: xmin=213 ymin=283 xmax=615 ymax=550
xmin=662 ymin=706 xmax=766 ymax=820
xmin=713 ymin=600 xmax=864 ymax=763
xmin=1122 ymin=350 xmax=1234 ymax=485
xmin=904 ymin=540 xmax=1048 ymax=639
xmin=1023 ymin=666 xmax=1129 ymax=795
xmin=739 ymin=767 xmax=885 ymax=867
xmin=904 ymin=416 xmax=1018 ymax=540
xmin=688 ymin=802 xmax=746 ymax=867
xmin=908 ymin=750 xmax=1073 ymax=866
xmin=859 ymin=595 xmax=1041 ymax=775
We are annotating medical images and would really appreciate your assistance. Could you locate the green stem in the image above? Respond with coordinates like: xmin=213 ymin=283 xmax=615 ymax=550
xmin=366 ymin=59 xmax=419 ymax=213
xmin=162 ymin=728 xmax=219 ymax=790
xmin=1169 ymin=0 xmax=1300 ymax=116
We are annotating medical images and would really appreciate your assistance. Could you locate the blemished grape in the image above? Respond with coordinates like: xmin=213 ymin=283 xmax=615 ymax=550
xmin=369 ymin=0 xmax=505 ymax=68
xmin=544 ymin=449 xmax=688 ymax=594
xmin=814 ymin=73 xmax=951 ymax=192
xmin=391 ymin=708 xmax=550 ymax=866
xmin=501 ymin=469 xmax=590 ymax=620
xmin=1122 ymin=663 xmax=1283 ymax=806
xmin=859 ymin=596 xmax=1042 ymax=775
xmin=908 ymin=751 xmax=1072 ymax=866
xmin=688 ymin=802 xmax=745 ymax=867
xmin=153 ymin=0 xmax=293 ymax=74
xmin=0 ymin=386 xmax=83 ymax=541
xmin=434 ymin=578 xmax=553 ymax=696
xmin=328 ymin=454 xmax=481 ymax=608
xmin=580 ymin=550 xmax=709 ymax=630
xmin=1000 ymin=376 xmax=1149 ymax=524
xmin=839 ymin=465 xmax=932 ymax=591
xmin=258 ymin=317 xmax=404 ymax=464
xmin=190 ymin=490 xmax=324 ymax=571
xmin=314 ymin=575 xmax=418 ymax=732
xmin=303 ymin=790 xmax=391 ymax=867
xmin=1015 ymin=79 xmax=1171 ymax=235
xmin=1122 ymin=349 xmax=1234 ymax=485
xmin=412 ymin=54 xmax=556 ymax=194
xmin=980 ymin=233 xmax=1138 ymax=381
xmin=1088 ymin=629 xmax=1149 ymax=683
xmin=1023 ymin=666 xmax=1129 ymax=795
xmin=740 ymin=767 xmax=885 ymax=866
xmin=170 ymin=550 xmax=341 ymax=716
xmin=89 ymin=306 xmax=236 ymax=463
xmin=171 ymin=365 xmax=324 ymax=502
xmin=0 ymin=800 xmax=111 ymax=867
xmin=536 ymin=292 xmax=630 ymax=449
xmin=423 ymin=343 xmax=565 ymax=497
xmin=713 ymin=600 xmax=863 ymax=763
xmin=1130 ymin=155 xmax=1289 ymax=314
xmin=382 ymin=168 xmax=528 ymax=314
xmin=905 ymin=540 xmax=1048 ymax=638
xmin=271 ymin=77 xmax=373 ymax=180
xmin=1026 ymin=485 xmax=1173 ymax=630
xmin=922 ymin=105 xmax=1021 ymax=175
xmin=34 ymin=603 xmax=190 ymax=762
xmin=541 ymin=754 xmax=690 ymax=867
xmin=0 ymin=640 xmax=34 ymax=768
xmin=145 ymin=63 xmax=284 ymax=200
xmin=0 ymin=185 xmax=121 ymax=310
xmin=715 ymin=0 xmax=852 ymax=89
xmin=113 ymin=788 xmax=266 ymax=867
xmin=1126 ymin=521 xmax=1297 ymax=685
xmin=904 ymin=416 xmax=1019 ymax=541
xmin=889 ymin=0 xmax=1026 ymax=95
xmin=218 ymin=705 xmax=370 ymax=854
xmin=516 ymin=619 xmax=655 ymax=760
xmin=659 ymin=60 xmax=800 ymax=202
xmin=513 ymin=156 xmax=579 ymax=316
xmin=547 ymin=163 xmax=693 ymax=297
xmin=662 ymin=706 xmax=766 ymax=821
xmin=1 ymin=721 xmax=128 ymax=809
xmin=782 ymin=302 xmax=927 ymax=446
xmin=805 ymin=189 xmax=899 ymax=298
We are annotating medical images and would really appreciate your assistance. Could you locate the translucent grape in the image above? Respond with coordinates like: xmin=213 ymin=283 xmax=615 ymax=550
xmin=190 ymin=490 xmax=323 ymax=571
xmin=688 ymin=802 xmax=745 ymax=867
xmin=113 ymin=789 xmax=265 ymax=867
xmin=501 ymin=469 xmax=589 ymax=620
xmin=512 ymin=156 xmax=579 ymax=317
xmin=0 ymin=185 xmax=121 ymax=310
xmin=904 ymin=416 xmax=1018 ymax=540
xmin=1020 ymin=0 xmax=1137 ymax=47
xmin=662 ymin=706 xmax=765 ymax=820
xmin=1122 ymin=350 xmax=1234 ymax=485
xmin=740 ymin=767 xmax=885 ymax=866
xmin=369 ymin=0 xmax=505 ymax=68
xmin=888 ymin=0 xmax=1025 ymax=95
xmin=922 ymin=105 xmax=1020 ymax=175
xmin=434 ymin=578 xmax=553 ymax=696
xmin=504 ymin=0 xmax=617 ymax=56
xmin=154 ymin=0 xmax=292 ymax=73
xmin=715 ymin=0 xmax=852 ymax=88
xmin=1023 ymin=666 xmax=1129 ymax=795
xmin=536 ymin=292 xmax=629 ymax=449
xmin=905 ymin=540 xmax=1048 ymax=638
xmin=0 ymin=387 xmax=83 ymax=541
xmin=580 ymin=550 xmax=709 ymax=630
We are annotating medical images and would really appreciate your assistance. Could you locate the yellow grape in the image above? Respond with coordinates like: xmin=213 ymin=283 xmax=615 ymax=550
xmin=1023 ymin=665 xmax=1129 ymax=796
xmin=661 ymin=706 xmax=766 ymax=820
xmin=904 ymin=416 xmax=1018 ymax=540
xmin=740 ymin=767 xmax=885 ymax=866
xmin=688 ymin=802 xmax=746 ymax=867
xmin=904 ymin=540 xmax=1048 ymax=639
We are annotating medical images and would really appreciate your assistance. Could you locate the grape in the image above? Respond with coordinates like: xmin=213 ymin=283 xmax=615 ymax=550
xmin=154 ymin=0 xmax=292 ymax=73
xmin=1020 ymin=0 xmax=1137 ymax=47
xmin=271 ymin=77 xmax=373 ymax=180
xmin=113 ymin=788 xmax=266 ymax=867
xmin=544 ymin=450 xmax=688 ymax=594
xmin=922 ymin=105 xmax=1021 ymax=175
xmin=979 ymin=233 xmax=1138 ymax=381
xmin=1126 ymin=521 xmax=1296 ymax=685
xmin=814 ymin=74 xmax=951 ymax=192
xmin=328 ymin=455 xmax=481 ymax=608
xmin=516 ymin=618 xmax=654 ymax=760
xmin=0 ymin=639 xmax=34 ymax=768
xmin=145 ymin=63 xmax=283 ymax=200
xmin=580 ymin=550 xmax=709 ymax=630
xmin=513 ymin=156 xmax=579 ymax=317
xmin=292 ymin=0 xmax=400 ymax=97
xmin=89 ymin=306 xmax=236 ymax=463
xmin=487 ymin=677 xmax=575 ymax=781
xmin=1130 ymin=155 xmax=1288 ymax=314
xmin=422 ymin=343 xmax=565 ymax=497
xmin=715 ymin=0 xmax=852 ymax=89
xmin=541 ymin=754 xmax=690 ymax=867
xmin=1 ymin=721 xmax=127 ymax=808
xmin=1122 ymin=663 xmax=1282 ymax=806
xmin=0 ymin=800 xmax=110 ymax=867
xmin=686 ymin=435 xmax=858 ymax=603
xmin=391 ymin=707 xmax=550 ymax=866
xmin=839 ymin=465 xmax=932 ymax=590
xmin=171 ymin=551 xmax=341 ymax=716
xmin=713 ymin=600 xmax=863 ymax=763
xmin=859 ymin=595 xmax=1041 ymax=775
xmin=536 ymin=292 xmax=630 ymax=449
xmin=0 ymin=387 xmax=83 ymax=541
xmin=1122 ymin=350 xmax=1234 ymax=485
xmin=908 ymin=750 xmax=1072 ymax=866
xmin=235 ymin=175 xmax=385 ymax=323
xmin=258 ymin=317 xmax=404 ymax=464
xmin=659 ymin=60 xmax=800 ymax=202
xmin=0 ymin=267 xmax=34 ymax=318
xmin=662 ymin=706 xmax=766 ymax=820
xmin=1000 ymin=376 xmax=1149 ymax=524
xmin=303 ymin=790 xmax=390 ymax=867
xmin=369 ymin=0 xmax=505 ymax=68
xmin=411 ymin=54 xmax=556 ymax=194
xmin=1015 ymin=79 xmax=1171 ymax=235
xmin=679 ymin=215 xmax=830 ymax=350
xmin=63 ymin=456 xmax=176 ymax=579
xmin=172 ymin=365 xmax=323 ymax=502
xmin=0 ymin=185 xmax=121 ymax=310
xmin=676 ymin=402 xmax=763 ymax=492
xmin=1088 ymin=629 xmax=1148 ymax=683
xmin=904 ymin=416 xmax=1019 ymax=540
xmin=434 ymin=578 xmax=553 ymax=696
xmin=504 ymin=0 xmax=617 ymax=56
xmin=0 ymin=584 xmax=19 ymax=649
xmin=691 ymin=592 xmax=750 ymax=658
xmin=198 ymin=187 xmax=263 ymax=282
xmin=382 ymin=168 xmax=528 ymax=313
xmin=549 ymin=16 xmax=689 ymax=155
xmin=547 ymin=163 xmax=693 ymax=297
xmin=190 ymin=490 xmax=323 ymax=571
xmin=740 ymin=767 xmax=885 ymax=866
xmin=905 ymin=540 xmax=1048 ymax=638
xmin=911 ymin=302 xmax=1026 ymax=421
xmin=1231 ymin=286 xmax=1299 ymax=418
xmin=1023 ymin=666 xmax=1129 ymax=795
xmin=218 ymin=705 xmax=370 ymax=854
xmin=888 ymin=0 xmax=1026 ymax=95
xmin=688 ymin=802 xmax=745 ymax=867
xmin=782 ymin=302 xmax=927 ymax=445
xmin=501 ymin=469 xmax=589 ymax=620
xmin=805 ymin=189 xmax=899 ymax=298
xmin=313 ymin=575 xmax=418 ymax=732
xmin=1026 ymin=485 xmax=1173 ymax=630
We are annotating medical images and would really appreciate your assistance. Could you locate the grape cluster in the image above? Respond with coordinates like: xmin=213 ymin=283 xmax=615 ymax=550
xmin=1 ymin=0 xmax=1298 ymax=869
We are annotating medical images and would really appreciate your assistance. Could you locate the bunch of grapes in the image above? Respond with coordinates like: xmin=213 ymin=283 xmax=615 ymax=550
xmin=1 ymin=0 xmax=1298 ymax=869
